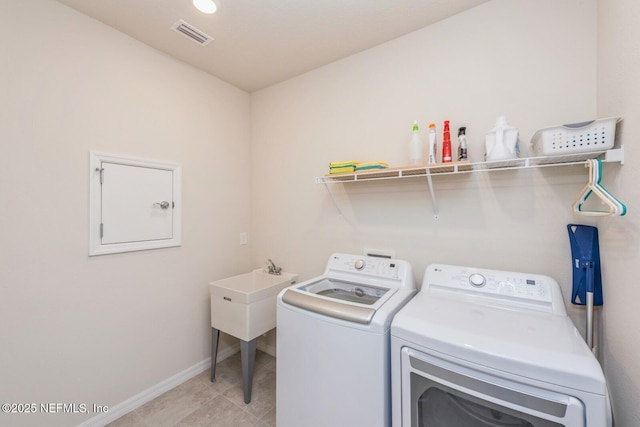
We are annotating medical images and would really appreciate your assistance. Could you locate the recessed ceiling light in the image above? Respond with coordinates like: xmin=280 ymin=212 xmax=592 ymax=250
xmin=193 ymin=0 xmax=217 ymax=14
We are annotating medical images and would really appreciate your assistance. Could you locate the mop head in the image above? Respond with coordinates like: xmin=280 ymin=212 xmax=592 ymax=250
xmin=567 ymin=224 xmax=603 ymax=306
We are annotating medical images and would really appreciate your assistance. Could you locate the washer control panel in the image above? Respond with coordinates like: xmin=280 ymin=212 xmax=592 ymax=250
xmin=425 ymin=264 xmax=555 ymax=305
xmin=325 ymin=253 xmax=414 ymax=288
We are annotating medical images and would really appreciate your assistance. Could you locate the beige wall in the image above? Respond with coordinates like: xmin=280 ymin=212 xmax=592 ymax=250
xmin=251 ymin=0 xmax=598 ymax=344
xmin=597 ymin=0 xmax=640 ymax=426
xmin=0 ymin=0 xmax=251 ymax=426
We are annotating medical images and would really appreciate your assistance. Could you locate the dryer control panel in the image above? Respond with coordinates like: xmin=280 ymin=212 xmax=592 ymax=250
xmin=424 ymin=264 xmax=566 ymax=314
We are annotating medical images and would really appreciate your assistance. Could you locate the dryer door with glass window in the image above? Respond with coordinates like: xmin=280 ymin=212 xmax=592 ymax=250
xmin=401 ymin=348 xmax=585 ymax=427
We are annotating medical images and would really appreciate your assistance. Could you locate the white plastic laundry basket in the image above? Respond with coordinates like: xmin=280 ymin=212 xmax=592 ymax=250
xmin=530 ymin=117 xmax=620 ymax=156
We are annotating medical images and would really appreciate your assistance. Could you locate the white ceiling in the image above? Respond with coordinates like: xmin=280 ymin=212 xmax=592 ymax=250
xmin=55 ymin=0 xmax=488 ymax=92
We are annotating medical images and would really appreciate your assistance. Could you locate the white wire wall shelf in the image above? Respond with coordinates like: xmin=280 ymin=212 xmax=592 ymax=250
xmin=316 ymin=147 xmax=624 ymax=220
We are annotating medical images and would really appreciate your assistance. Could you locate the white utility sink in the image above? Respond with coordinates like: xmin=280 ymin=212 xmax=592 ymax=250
xmin=209 ymin=268 xmax=298 ymax=403
xmin=209 ymin=268 xmax=299 ymax=342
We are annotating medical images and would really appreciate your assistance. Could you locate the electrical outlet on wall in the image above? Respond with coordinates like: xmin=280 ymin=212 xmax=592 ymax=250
xmin=240 ymin=232 xmax=248 ymax=245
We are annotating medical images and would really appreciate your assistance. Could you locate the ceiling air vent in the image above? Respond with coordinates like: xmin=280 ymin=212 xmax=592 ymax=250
xmin=171 ymin=20 xmax=213 ymax=46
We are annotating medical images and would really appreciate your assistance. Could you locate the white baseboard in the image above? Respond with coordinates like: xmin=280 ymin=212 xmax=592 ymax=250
xmin=77 ymin=344 xmax=240 ymax=427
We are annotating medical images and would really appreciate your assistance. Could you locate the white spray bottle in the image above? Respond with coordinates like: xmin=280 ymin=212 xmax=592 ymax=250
xmin=409 ymin=121 xmax=424 ymax=165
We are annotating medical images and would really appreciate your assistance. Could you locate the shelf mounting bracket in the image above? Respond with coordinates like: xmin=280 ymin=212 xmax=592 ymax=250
xmin=323 ymin=181 xmax=343 ymax=217
xmin=605 ymin=145 xmax=624 ymax=165
xmin=426 ymin=172 xmax=439 ymax=220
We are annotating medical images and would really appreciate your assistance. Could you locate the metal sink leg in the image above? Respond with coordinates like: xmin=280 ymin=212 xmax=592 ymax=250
xmin=210 ymin=327 xmax=220 ymax=382
xmin=241 ymin=338 xmax=257 ymax=403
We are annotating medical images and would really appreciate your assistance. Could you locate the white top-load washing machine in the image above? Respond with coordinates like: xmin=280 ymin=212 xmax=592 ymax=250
xmin=277 ymin=253 xmax=417 ymax=427
xmin=391 ymin=264 xmax=611 ymax=427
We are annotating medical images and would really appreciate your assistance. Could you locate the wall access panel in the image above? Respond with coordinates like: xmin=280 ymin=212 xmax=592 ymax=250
xmin=89 ymin=151 xmax=182 ymax=256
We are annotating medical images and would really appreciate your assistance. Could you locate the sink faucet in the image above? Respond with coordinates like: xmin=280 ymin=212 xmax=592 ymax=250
xmin=266 ymin=259 xmax=282 ymax=275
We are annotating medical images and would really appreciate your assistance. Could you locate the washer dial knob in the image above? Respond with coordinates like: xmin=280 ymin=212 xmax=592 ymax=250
xmin=354 ymin=259 xmax=366 ymax=270
xmin=469 ymin=273 xmax=486 ymax=287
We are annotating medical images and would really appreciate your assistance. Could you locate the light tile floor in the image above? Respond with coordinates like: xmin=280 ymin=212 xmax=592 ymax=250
xmin=107 ymin=350 xmax=276 ymax=427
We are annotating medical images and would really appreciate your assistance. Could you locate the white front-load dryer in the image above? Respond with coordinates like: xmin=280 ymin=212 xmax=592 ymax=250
xmin=391 ymin=264 xmax=612 ymax=427
xmin=277 ymin=253 xmax=416 ymax=427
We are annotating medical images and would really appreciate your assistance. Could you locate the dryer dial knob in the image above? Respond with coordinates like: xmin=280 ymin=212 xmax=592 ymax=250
xmin=354 ymin=259 xmax=366 ymax=270
xmin=469 ymin=273 xmax=486 ymax=287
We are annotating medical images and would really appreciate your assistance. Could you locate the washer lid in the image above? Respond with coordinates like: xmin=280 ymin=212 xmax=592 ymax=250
xmin=391 ymin=290 xmax=607 ymax=395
